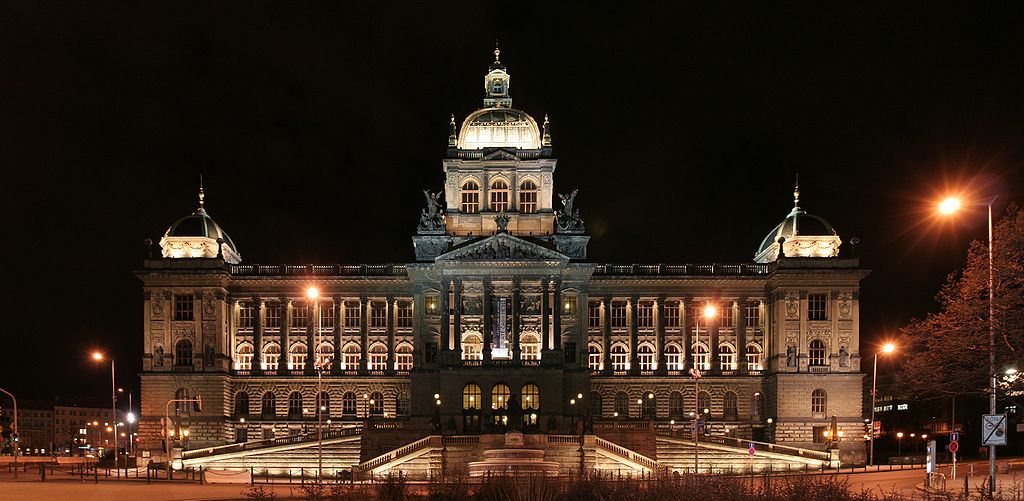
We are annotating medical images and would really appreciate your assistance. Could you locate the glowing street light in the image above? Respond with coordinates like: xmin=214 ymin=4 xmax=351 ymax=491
xmin=869 ymin=341 xmax=897 ymax=467
xmin=690 ymin=302 xmax=718 ymax=473
xmin=938 ymin=197 xmax=961 ymax=215
xmin=91 ymin=351 xmax=119 ymax=477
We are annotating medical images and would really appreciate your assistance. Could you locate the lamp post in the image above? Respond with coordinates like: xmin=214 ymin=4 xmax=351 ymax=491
xmin=307 ymin=286 xmax=325 ymax=479
xmin=939 ymin=195 xmax=998 ymax=494
xmin=896 ymin=432 xmax=904 ymax=456
xmin=689 ymin=302 xmax=717 ymax=473
xmin=869 ymin=342 xmax=896 ymax=467
xmin=92 ymin=352 xmax=119 ymax=478
xmin=0 ymin=387 xmax=17 ymax=479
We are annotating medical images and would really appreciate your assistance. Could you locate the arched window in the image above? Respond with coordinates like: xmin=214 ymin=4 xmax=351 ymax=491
xmin=642 ymin=392 xmax=657 ymax=419
xmin=368 ymin=343 xmax=388 ymax=371
xmin=461 ymin=180 xmax=480 ymax=214
xmin=316 ymin=391 xmax=330 ymax=416
xmin=491 ymin=383 xmax=511 ymax=410
xmin=522 ymin=383 xmax=540 ymax=410
xmin=288 ymin=391 xmax=303 ymax=417
xmin=262 ymin=392 xmax=276 ymax=417
xmin=289 ymin=343 xmax=307 ymax=371
xmin=463 ymin=383 xmax=482 ymax=410
xmin=342 ymin=343 xmax=361 ymax=371
xmin=175 ymin=388 xmax=190 ymax=414
xmin=235 ymin=343 xmax=254 ymax=371
xmin=664 ymin=344 xmax=683 ymax=371
xmin=518 ymin=180 xmax=538 ymax=213
xmin=370 ymin=391 xmax=384 ymax=416
xmin=342 ymin=391 xmax=357 ymax=416
xmin=520 ymin=333 xmax=541 ymax=361
xmin=490 ymin=179 xmax=509 ymax=212
xmin=234 ymin=391 xmax=250 ymax=416
xmin=590 ymin=392 xmax=603 ymax=417
xmin=588 ymin=343 xmax=603 ymax=371
xmin=745 ymin=343 xmax=763 ymax=371
xmin=809 ymin=340 xmax=827 ymax=366
xmin=697 ymin=391 xmax=711 ymax=416
xmin=396 ymin=392 xmax=411 ymax=416
xmin=614 ymin=391 xmax=629 ymax=417
xmin=462 ymin=333 xmax=483 ymax=360
xmin=315 ymin=342 xmax=334 ymax=370
xmin=692 ymin=343 xmax=709 ymax=371
xmin=262 ymin=343 xmax=281 ymax=371
xmin=811 ymin=389 xmax=827 ymax=414
xmin=610 ymin=344 xmax=629 ymax=371
xmin=723 ymin=391 xmax=738 ymax=420
xmin=752 ymin=392 xmax=763 ymax=417
xmin=175 ymin=339 xmax=193 ymax=367
xmin=637 ymin=344 xmax=655 ymax=371
xmin=395 ymin=343 xmax=413 ymax=371
xmin=719 ymin=343 xmax=736 ymax=371
xmin=669 ymin=391 xmax=684 ymax=419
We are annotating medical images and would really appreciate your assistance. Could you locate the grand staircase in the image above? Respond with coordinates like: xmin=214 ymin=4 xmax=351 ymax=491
xmin=181 ymin=427 xmax=363 ymax=476
xmin=656 ymin=434 xmax=832 ymax=473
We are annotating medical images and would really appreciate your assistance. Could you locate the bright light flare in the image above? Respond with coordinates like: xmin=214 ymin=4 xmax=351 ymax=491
xmin=938 ymin=197 xmax=961 ymax=215
xmin=882 ymin=343 xmax=896 ymax=354
xmin=702 ymin=304 xmax=717 ymax=319
xmin=306 ymin=287 xmax=319 ymax=300
xmin=91 ymin=352 xmax=104 ymax=361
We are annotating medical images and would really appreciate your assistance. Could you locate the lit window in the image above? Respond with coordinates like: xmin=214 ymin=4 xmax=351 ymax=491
xmin=490 ymin=180 xmax=509 ymax=212
xmin=520 ymin=333 xmax=541 ymax=361
xmin=288 ymin=343 xmax=307 ymax=370
xmin=464 ymin=383 xmax=482 ymax=410
xmin=315 ymin=342 xmax=333 ymax=369
xmin=174 ymin=294 xmax=194 ymax=321
xmin=235 ymin=343 xmax=254 ymax=370
xmin=719 ymin=343 xmax=736 ymax=371
xmin=342 ymin=343 xmax=360 ymax=370
xmin=745 ymin=344 xmax=763 ymax=371
xmin=692 ymin=343 xmax=709 ymax=371
xmin=664 ymin=344 xmax=682 ymax=371
xmin=461 ymin=180 xmax=480 ymax=213
xmin=664 ymin=301 xmax=680 ymax=328
xmin=610 ymin=302 xmax=627 ymax=329
xmin=588 ymin=343 xmax=603 ymax=371
xmin=368 ymin=343 xmax=388 ymax=371
xmin=637 ymin=301 xmax=654 ymax=330
xmin=811 ymin=389 xmax=827 ymax=414
xmin=521 ymin=383 xmax=540 ymax=410
xmin=395 ymin=343 xmax=413 ymax=371
xmin=610 ymin=344 xmax=629 ymax=371
xmin=344 ymin=302 xmax=361 ymax=329
xmin=808 ymin=293 xmax=828 ymax=321
xmin=396 ymin=301 xmax=413 ymax=328
xmin=491 ymin=384 xmax=511 ymax=410
xmin=745 ymin=301 xmax=762 ymax=328
xmin=462 ymin=333 xmax=483 ymax=360
xmin=637 ymin=344 xmax=655 ymax=371
xmin=238 ymin=302 xmax=253 ymax=329
xmin=518 ymin=180 xmax=538 ymax=213
xmin=809 ymin=339 xmax=828 ymax=366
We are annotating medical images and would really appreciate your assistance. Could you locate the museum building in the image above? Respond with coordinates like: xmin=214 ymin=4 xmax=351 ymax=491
xmin=137 ymin=49 xmax=868 ymax=474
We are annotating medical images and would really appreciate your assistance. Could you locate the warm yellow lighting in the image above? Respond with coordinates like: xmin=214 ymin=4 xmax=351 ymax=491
xmin=239 ymin=418 xmax=245 ymax=423
xmin=613 ymin=411 xmax=619 ymax=417
xmin=433 ymin=393 xmax=440 ymax=400
xmin=637 ymin=399 xmax=642 ymax=405
xmin=703 ymin=304 xmax=717 ymax=319
xmin=897 ymin=432 xmax=904 ymax=438
xmin=939 ymin=197 xmax=962 ymax=215
xmin=922 ymin=434 xmax=928 ymax=440
xmin=435 ymin=399 xmax=441 ymax=406
xmin=670 ymin=419 xmax=675 ymax=425
xmin=882 ymin=343 xmax=896 ymax=354
xmin=306 ymin=287 xmax=319 ymax=300
xmin=570 ymin=399 xmax=576 ymax=405
xmin=648 ymin=393 xmax=654 ymax=399
xmin=92 ymin=352 xmax=104 ymax=361
xmin=577 ymin=393 xmax=583 ymax=399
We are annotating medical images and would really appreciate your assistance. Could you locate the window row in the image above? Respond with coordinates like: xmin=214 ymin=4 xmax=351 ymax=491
xmin=588 ymin=301 xmax=765 ymax=330
xmin=233 ymin=390 xmax=409 ymax=417
xmin=233 ymin=341 xmax=413 ymax=372
xmin=587 ymin=342 xmax=763 ymax=372
xmin=595 ymin=390 xmax=756 ymax=421
xmin=461 ymin=382 xmax=541 ymax=411
xmin=460 ymin=332 xmax=542 ymax=361
xmin=236 ymin=300 xmax=414 ymax=330
xmin=460 ymin=179 xmax=540 ymax=214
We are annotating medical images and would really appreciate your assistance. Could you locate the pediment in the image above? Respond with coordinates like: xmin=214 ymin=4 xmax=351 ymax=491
xmin=481 ymin=149 xmax=520 ymax=161
xmin=436 ymin=233 xmax=568 ymax=262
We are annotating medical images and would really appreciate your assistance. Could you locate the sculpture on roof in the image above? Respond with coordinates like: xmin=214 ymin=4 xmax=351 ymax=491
xmin=418 ymin=190 xmax=446 ymax=232
xmin=556 ymin=189 xmax=584 ymax=233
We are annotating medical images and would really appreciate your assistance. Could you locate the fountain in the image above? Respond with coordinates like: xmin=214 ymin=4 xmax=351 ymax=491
xmin=467 ymin=432 xmax=562 ymax=476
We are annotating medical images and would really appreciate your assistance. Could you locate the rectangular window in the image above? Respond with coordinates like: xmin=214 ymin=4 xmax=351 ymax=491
xmin=425 ymin=296 xmax=439 ymax=316
xmin=745 ymin=301 xmax=762 ymax=328
xmin=588 ymin=346 xmax=602 ymax=371
xmin=808 ymin=293 xmax=828 ymax=321
xmin=564 ymin=342 xmax=577 ymax=364
xmin=519 ymin=189 xmax=537 ymax=213
xmin=813 ymin=426 xmax=828 ymax=444
xmin=320 ymin=303 xmax=335 ymax=329
xmin=266 ymin=304 xmax=282 ymax=328
xmin=561 ymin=296 xmax=577 ymax=316
xmin=291 ymin=304 xmax=308 ymax=328
xmin=370 ymin=302 xmax=387 ymax=330
xmin=425 ymin=342 xmax=438 ymax=364
xmin=637 ymin=302 xmax=654 ymax=329
xmin=720 ymin=304 xmax=734 ymax=328
xmin=664 ymin=301 xmax=680 ymax=328
xmin=396 ymin=301 xmax=413 ymax=328
xmin=461 ymin=190 xmax=479 ymax=214
xmin=174 ymin=294 xmax=194 ymax=321
xmin=238 ymin=302 xmax=253 ymax=329
xmin=610 ymin=302 xmax=627 ymax=329
xmin=588 ymin=301 xmax=601 ymax=329
xmin=344 ymin=302 xmax=361 ymax=329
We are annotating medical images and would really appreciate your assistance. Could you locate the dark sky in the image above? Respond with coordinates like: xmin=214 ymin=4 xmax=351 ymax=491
xmin=3 ymin=3 xmax=1023 ymax=402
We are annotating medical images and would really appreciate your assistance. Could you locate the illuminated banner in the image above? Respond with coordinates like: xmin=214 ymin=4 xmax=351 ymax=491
xmin=492 ymin=298 xmax=510 ymax=358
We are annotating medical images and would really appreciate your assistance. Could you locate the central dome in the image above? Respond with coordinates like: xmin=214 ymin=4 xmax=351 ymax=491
xmin=457 ymin=108 xmax=541 ymax=150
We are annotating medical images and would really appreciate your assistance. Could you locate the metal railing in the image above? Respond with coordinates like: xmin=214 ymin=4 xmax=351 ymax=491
xmin=181 ymin=426 xmax=362 ymax=461
xmin=229 ymin=264 xmax=408 ymax=277
xmin=593 ymin=263 xmax=772 ymax=276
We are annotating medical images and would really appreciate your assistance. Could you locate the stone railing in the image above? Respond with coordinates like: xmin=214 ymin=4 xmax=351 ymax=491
xmin=442 ymin=435 xmax=480 ymax=445
xmin=594 ymin=436 xmax=659 ymax=471
xmin=655 ymin=429 xmax=831 ymax=463
xmin=358 ymin=435 xmax=434 ymax=473
xmin=593 ymin=263 xmax=771 ymax=276
xmin=181 ymin=425 xmax=362 ymax=460
xmin=546 ymin=435 xmax=582 ymax=444
xmin=229 ymin=264 xmax=408 ymax=277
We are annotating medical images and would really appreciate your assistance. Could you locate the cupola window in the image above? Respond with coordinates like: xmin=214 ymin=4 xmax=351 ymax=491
xmin=519 ymin=180 xmax=538 ymax=213
xmin=489 ymin=180 xmax=509 ymax=212
xmin=461 ymin=180 xmax=480 ymax=214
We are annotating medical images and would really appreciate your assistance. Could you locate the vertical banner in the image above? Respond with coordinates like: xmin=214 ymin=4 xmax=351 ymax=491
xmin=492 ymin=298 xmax=509 ymax=358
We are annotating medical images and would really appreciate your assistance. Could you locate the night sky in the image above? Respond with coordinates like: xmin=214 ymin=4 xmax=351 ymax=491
xmin=3 ymin=3 xmax=1023 ymax=403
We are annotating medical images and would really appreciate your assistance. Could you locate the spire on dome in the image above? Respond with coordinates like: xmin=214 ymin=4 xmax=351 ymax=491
xmin=484 ymin=44 xmax=511 ymax=108
xmin=542 ymin=114 xmax=551 ymax=147
xmin=448 ymin=114 xmax=457 ymax=146
xmin=198 ymin=174 xmax=206 ymax=211
xmin=793 ymin=173 xmax=800 ymax=210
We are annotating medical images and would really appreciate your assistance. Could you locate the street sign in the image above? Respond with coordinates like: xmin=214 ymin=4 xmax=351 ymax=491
xmin=748 ymin=442 xmax=756 ymax=456
xmin=948 ymin=441 xmax=959 ymax=453
xmin=950 ymin=432 xmax=959 ymax=442
xmin=982 ymin=414 xmax=1007 ymax=446
xmin=872 ymin=420 xmax=881 ymax=438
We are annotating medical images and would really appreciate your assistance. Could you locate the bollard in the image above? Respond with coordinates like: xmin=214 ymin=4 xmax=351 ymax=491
xmin=147 ymin=466 xmax=150 ymax=484
xmin=200 ymin=466 xmax=204 ymax=485
xmin=40 ymin=463 xmax=46 ymax=482
xmin=250 ymin=467 xmax=254 ymax=486
xmin=94 ymin=464 xmax=99 ymax=484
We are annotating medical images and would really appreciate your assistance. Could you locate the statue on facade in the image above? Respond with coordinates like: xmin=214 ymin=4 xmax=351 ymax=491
xmin=786 ymin=345 xmax=797 ymax=367
xmin=507 ymin=393 xmax=522 ymax=432
xmin=418 ymin=190 xmax=446 ymax=232
xmin=494 ymin=211 xmax=510 ymax=233
xmin=839 ymin=345 xmax=849 ymax=367
xmin=204 ymin=344 xmax=215 ymax=367
xmin=556 ymin=189 xmax=585 ymax=233
xmin=153 ymin=345 xmax=164 ymax=367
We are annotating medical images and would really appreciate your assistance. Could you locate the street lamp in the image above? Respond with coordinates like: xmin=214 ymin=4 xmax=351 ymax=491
xmin=939 ymin=194 xmax=998 ymax=494
xmin=869 ymin=342 xmax=896 ymax=467
xmin=306 ymin=286 xmax=326 ymax=479
xmin=690 ymin=302 xmax=717 ymax=473
xmin=896 ymin=432 xmax=904 ymax=456
xmin=92 ymin=352 xmax=119 ymax=477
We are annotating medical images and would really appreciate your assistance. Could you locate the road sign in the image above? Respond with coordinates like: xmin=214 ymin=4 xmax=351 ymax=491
xmin=948 ymin=441 xmax=959 ymax=453
xmin=982 ymin=414 xmax=1007 ymax=446
xmin=748 ymin=442 xmax=756 ymax=456
xmin=950 ymin=432 xmax=959 ymax=442
xmin=872 ymin=420 xmax=882 ymax=438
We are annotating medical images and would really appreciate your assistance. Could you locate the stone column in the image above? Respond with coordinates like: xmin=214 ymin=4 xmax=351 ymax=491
xmin=453 ymin=279 xmax=463 ymax=362
xmin=629 ymin=295 xmax=639 ymax=374
xmin=710 ymin=301 xmax=720 ymax=374
xmin=439 ymin=279 xmax=450 ymax=359
xmin=655 ymin=296 xmax=666 ymax=375
xmin=332 ymin=298 xmax=342 ymax=373
xmin=682 ymin=299 xmax=692 ymax=371
xmin=305 ymin=300 xmax=315 ymax=376
xmin=512 ymin=279 xmax=522 ymax=365
xmin=253 ymin=296 xmax=264 ymax=375
xmin=575 ymin=290 xmax=589 ymax=368
xmin=737 ymin=298 xmax=747 ymax=374
xmin=359 ymin=295 xmax=368 ymax=372
xmin=279 ymin=298 xmax=291 ymax=376
xmin=482 ymin=279 xmax=492 ymax=363
xmin=541 ymin=280 xmax=550 ymax=352
xmin=601 ymin=298 xmax=611 ymax=374
xmin=552 ymin=279 xmax=563 ymax=354
xmin=386 ymin=295 xmax=396 ymax=373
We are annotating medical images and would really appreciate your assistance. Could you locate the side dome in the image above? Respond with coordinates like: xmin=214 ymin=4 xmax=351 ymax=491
xmin=159 ymin=186 xmax=241 ymax=263
xmin=754 ymin=182 xmax=841 ymax=263
xmin=456 ymin=108 xmax=541 ymax=150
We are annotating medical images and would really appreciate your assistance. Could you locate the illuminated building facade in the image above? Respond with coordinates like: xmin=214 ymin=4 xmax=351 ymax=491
xmin=137 ymin=49 xmax=868 ymax=469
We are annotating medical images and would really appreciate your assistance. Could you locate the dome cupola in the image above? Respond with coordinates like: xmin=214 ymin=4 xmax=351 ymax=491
xmin=159 ymin=182 xmax=241 ymax=263
xmin=754 ymin=178 xmax=841 ymax=263
xmin=454 ymin=46 xmax=544 ymax=150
